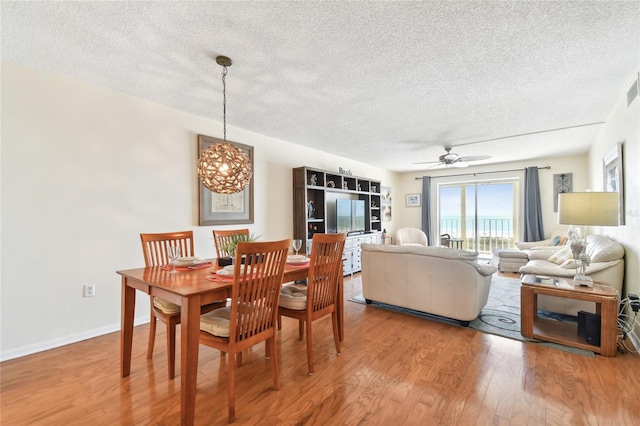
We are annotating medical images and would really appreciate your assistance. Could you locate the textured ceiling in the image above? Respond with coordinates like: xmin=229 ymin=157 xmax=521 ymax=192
xmin=2 ymin=1 xmax=639 ymax=172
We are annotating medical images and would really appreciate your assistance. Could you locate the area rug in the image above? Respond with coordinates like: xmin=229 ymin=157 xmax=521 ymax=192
xmin=349 ymin=275 xmax=594 ymax=357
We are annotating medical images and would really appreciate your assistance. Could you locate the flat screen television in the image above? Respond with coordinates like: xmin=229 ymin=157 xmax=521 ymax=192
xmin=336 ymin=199 xmax=366 ymax=234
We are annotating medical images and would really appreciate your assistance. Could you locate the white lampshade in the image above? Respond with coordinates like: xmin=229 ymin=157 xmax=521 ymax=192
xmin=558 ymin=192 xmax=619 ymax=226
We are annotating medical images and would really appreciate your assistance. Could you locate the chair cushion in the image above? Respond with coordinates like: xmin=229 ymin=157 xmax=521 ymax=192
xmin=153 ymin=297 xmax=181 ymax=314
xmin=279 ymin=284 xmax=307 ymax=310
xmin=200 ymin=307 xmax=231 ymax=337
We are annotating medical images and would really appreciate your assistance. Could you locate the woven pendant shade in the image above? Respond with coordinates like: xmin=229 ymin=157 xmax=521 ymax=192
xmin=197 ymin=142 xmax=252 ymax=194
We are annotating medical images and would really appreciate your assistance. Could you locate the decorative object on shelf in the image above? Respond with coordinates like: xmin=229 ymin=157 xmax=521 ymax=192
xmin=381 ymin=186 xmax=392 ymax=221
xmin=198 ymin=135 xmax=254 ymax=225
xmin=327 ymin=181 xmax=335 ymax=188
xmin=603 ymin=142 xmax=625 ymax=225
xmin=197 ymin=56 xmax=252 ymax=195
xmin=338 ymin=167 xmax=353 ymax=176
xmin=371 ymin=185 xmax=377 ymax=192
xmin=310 ymin=174 xmax=317 ymax=186
xmin=558 ymin=192 xmax=619 ymax=286
xmin=307 ymin=201 xmax=315 ymax=218
xmin=357 ymin=184 xmax=361 ymax=191
xmin=372 ymin=216 xmax=378 ymax=221
xmin=406 ymin=193 xmax=421 ymax=207
xmin=342 ymin=181 xmax=348 ymax=190
xmin=553 ymin=173 xmax=572 ymax=212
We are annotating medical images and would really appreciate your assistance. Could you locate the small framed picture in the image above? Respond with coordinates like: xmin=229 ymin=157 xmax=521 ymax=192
xmin=406 ymin=194 xmax=421 ymax=207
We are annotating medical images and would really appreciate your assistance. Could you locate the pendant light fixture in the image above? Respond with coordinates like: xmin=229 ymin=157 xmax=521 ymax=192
xmin=197 ymin=56 xmax=253 ymax=194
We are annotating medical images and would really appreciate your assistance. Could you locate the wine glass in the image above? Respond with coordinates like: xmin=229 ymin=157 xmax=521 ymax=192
xmin=292 ymin=239 xmax=302 ymax=256
xmin=167 ymin=245 xmax=181 ymax=274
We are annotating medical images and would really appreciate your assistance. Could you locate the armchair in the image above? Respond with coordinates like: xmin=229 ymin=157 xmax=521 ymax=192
xmin=395 ymin=227 xmax=428 ymax=246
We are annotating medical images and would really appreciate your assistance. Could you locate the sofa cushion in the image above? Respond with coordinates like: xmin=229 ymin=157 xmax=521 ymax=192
xmin=547 ymin=247 xmax=573 ymax=265
xmin=586 ymin=234 xmax=625 ymax=262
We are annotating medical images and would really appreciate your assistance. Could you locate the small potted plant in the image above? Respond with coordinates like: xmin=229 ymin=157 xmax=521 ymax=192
xmin=222 ymin=233 xmax=261 ymax=264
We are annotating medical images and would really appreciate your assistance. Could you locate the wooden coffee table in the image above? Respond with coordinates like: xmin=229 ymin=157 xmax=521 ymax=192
xmin=520 ymin=274 xmax=618 ymax=356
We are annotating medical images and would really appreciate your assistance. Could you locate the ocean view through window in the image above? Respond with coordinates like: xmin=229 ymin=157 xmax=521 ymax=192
xmin=439 ymin=180 xmax=519 ymax=254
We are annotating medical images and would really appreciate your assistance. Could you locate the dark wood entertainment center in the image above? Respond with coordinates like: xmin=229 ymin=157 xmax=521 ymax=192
xmin=293 ymin=166 xmax=382 ymax=274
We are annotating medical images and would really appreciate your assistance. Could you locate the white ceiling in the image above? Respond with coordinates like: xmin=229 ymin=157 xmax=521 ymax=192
xmin=2 ymin=1 xmax=639 ymax=172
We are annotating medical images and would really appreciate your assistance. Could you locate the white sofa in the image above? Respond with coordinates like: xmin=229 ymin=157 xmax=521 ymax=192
xmin=519 ymin=234 xmax=625 ymax=316
xmin=360 ymin=244 xmax=496 ymax=325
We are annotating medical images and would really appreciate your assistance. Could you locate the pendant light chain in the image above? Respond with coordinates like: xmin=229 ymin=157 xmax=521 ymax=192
xmin=222 ymin=65 xmax=228 ymax=141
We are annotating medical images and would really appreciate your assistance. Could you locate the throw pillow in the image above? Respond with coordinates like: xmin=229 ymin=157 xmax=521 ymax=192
xmin=548 ymin=247 xmax=573 ymax=265
xmin=551 ymin=236 xmax=561 ymax=246
xmin=560 ymin=259 xmax=578 ymax=269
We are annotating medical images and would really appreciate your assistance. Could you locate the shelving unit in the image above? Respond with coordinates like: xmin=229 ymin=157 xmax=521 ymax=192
xmin=292 ymin=166 xmax=383 ymax=273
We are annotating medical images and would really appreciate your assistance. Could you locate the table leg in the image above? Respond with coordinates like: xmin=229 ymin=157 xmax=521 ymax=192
xmin=520 ymin=286 xmax=534 ymax=338
xmin=600 ymin=297 xmax=618 ymax=357
xmin=181 ymin=294 xmax=201 ymax=426
xmin=121 ymin=277 xmax=136 ymax=377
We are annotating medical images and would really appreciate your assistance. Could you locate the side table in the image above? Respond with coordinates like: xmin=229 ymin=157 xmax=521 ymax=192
xmin=520 ymin=274 xmax=618 ymax=356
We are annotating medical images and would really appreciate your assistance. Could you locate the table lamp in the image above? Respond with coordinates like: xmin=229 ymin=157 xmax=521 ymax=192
xmin=557 ymin=192 xmax=619 ymax=286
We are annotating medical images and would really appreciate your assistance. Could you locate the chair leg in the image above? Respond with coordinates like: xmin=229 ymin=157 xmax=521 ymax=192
xmin=277 ymin=314 xmax=282 ymax=330
xmin=147 ymin=306 xmax=157 ymax=359
xmin=237 ymin=351 xmax=243 ymax=367
xmin=305 ymin=319 xmax=314 ymax=376
xmin=167 ymin=317 xmax=177 ymax=379
xmin=331 ymin=311 xmax=341 ymax=355
xmin=269 ymin=336 xmax=280 ymax=389
xmin=298 ymin=319 xmax=304 ymax=340
xmin=227 ymin=349 xmax=236 ymax=423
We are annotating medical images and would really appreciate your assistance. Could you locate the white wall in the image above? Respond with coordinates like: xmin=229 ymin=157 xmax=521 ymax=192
xmin=588 ymin=69 xmax=640 ymax=303
xmin=0 ymin=62 xmax=399 ymax=360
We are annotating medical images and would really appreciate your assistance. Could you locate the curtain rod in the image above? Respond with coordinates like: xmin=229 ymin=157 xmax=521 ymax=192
xmin=414 ymin=166 xmax=550 ymax=180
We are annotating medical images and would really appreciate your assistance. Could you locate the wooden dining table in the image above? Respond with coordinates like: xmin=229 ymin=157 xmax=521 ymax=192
xmin=117 ymin=260 xmax=343 ymax=426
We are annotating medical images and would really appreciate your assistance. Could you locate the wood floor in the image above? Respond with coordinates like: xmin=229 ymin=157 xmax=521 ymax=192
xmin=2 ymin=272 xmax=640 ymax=425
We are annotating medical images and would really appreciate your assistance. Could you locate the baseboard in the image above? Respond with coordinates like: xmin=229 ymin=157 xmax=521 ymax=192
xmin=0 ymin=315 xmax=150 ymax=362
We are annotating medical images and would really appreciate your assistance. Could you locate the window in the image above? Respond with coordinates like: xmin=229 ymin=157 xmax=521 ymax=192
xmin=438 ymin=178 xmax=519 ymax=254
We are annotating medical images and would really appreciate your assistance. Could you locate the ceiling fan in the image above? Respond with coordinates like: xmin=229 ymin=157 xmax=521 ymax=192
xmin=413 ymin=147 xmax=491 ymax=168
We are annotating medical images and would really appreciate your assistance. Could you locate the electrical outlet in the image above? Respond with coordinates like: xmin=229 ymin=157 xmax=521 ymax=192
xmin=83 ymin=284 xmax=96 ymax=298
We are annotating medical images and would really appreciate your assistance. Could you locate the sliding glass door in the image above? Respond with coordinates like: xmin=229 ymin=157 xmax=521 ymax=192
xmin=439 ymin=179 xmax=519 ymax=254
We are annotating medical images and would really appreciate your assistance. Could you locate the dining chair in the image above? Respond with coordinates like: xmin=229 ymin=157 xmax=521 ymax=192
xmin=440 ymin=233 xmax=452 ymax=248
xmin=140 ymin=231 xmax=225 ymax=379
xmin=213 ymin=229 xmax=250 ymax=258
xmin=278 ymin=232 xmax=346 ymax=375
xmin=199 ymin=238 xmax=290 ymax=423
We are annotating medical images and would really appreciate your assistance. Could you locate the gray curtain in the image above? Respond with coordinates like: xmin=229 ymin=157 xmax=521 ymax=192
xmin=523 ymin=167 xmax=545 ymax=241
xmin=421 ymin=176 xmax=433 ymax=245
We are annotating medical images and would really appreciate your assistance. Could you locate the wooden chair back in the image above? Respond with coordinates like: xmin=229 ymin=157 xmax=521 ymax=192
xmin=228 ymin=239 xmax=290 ymax=346
xmin=140 ymin=231 xmax=194 ymax=266
xmin=307 ymin=233 xmax=347 ymax=314
xmin=213 ymin=228 xmax=250 ymax=257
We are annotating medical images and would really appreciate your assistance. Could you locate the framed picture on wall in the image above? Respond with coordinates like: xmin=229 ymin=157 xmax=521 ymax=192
xmin=198 ymin=135 xmax=254 ymax=225
xmin=603 ymin=141 xmax=624 ymax=225
xmin=406 ymin=193 xmax=421 ymax=207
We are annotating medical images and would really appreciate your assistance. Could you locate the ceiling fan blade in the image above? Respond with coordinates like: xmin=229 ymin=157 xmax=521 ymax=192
xmin=458 ymin=155 xmax=491 ymax=162
xmin=452 ymin=162 xmax=469 ymax=168
xmin=412 ymin=160 xmax=441 ymax=165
